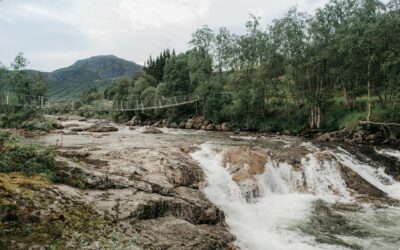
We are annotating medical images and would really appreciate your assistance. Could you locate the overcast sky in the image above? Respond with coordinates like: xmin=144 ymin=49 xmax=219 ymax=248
xmin=0 ymin=0 xmax=331 ymax=72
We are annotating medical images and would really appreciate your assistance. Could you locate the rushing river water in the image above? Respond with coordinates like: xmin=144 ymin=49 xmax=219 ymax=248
xmin=192 ymin=140 xmax=400 ymax=250
xmin=28 ymin=121 xmax=400 ymax=250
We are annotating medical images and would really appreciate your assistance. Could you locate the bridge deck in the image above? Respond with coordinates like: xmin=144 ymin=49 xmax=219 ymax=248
xmin=0 ymin=92 xmax=201 ymax=112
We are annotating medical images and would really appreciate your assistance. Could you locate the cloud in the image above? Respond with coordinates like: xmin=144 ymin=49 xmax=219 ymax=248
xmin=116 ymin=0 xmax=209 ymax=30
xmin=0 ymin=0 xmax=333 ymax=71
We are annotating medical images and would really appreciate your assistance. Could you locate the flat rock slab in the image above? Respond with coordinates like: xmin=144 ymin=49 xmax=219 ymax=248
xmin=143 ymin=126 xmax=163 ymax=134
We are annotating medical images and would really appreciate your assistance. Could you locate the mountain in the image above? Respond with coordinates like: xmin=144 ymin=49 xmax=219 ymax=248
xmin=48 ymin=55 xmax=142 ymax=100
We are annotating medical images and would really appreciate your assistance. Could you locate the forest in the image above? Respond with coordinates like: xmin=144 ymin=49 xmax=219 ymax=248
xmin=100 ymin=0 xmax=400 ymax=133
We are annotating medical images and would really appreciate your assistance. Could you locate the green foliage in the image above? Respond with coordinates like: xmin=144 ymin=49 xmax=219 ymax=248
xmin=143 ymin=49 xmax=173 ymax=83
xmin=162 ymin=53 xmax=191 ymax=96
xmin=0 ymin=134 xmax=58 ymax=181
xmin=20 ymin=118 xmax=58 ymax=132
xmin=0 ymin=107 xmax=37 ymax=128
xmin=0 ymin=131 xmax=12 ymax=148
xmin=80 ymin=87 xmax=102 ymax=104
xmin=49 ymin=55 xmax=142 ymax=101
xmin=52 ymin=0 xmax=400 ymax=133
xmin=0 ymin=134 xmax=88 ymax=188
xmin=0 ymin=145 xmax=57 ymax=179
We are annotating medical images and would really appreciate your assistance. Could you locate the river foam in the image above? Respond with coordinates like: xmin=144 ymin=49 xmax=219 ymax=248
xmin=191 ymin=142 xmax=400 ymax=250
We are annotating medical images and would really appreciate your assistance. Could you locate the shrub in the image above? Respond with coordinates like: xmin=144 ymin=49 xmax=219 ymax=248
xmin=0 ymin=131 xmax=12 ymax=148
xmin=0 ymin=144 xmax=58 ymax=180
xmin=20 ymin=118 xmax=58 ymax=132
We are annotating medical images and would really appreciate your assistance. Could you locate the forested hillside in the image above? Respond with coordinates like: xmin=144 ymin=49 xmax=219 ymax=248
xmin=106 ymin=0 xmax=400 ymax=133
xmin=49 ymin=55 xmax=142 ymax=100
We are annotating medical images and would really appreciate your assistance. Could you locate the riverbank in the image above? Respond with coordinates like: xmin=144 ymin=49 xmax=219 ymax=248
xmin=124 ymin=115 xmax=400 ymax=147
xmin=1 ymin=117 xmax=400 ymax=249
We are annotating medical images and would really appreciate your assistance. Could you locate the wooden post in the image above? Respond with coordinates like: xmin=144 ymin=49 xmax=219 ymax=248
xmin=6 ymin=93 xmax=9 ymax=105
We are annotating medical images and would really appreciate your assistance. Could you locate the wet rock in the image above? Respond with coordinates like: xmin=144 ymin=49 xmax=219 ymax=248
xmin=316 ymin=126 xmax=398 ymax=145
xmin=58 ymin=149 xmax=90 ymax=159
xmin=221 ymin=123 xmax=231 ymax=132
xmin=300 ymin=200 xmax=364 ymax=250
xmin=185 ymin=121 xmax=194 ymax=129
xmin=64 ymin=123 xmax=80 ymax=129
xmin=71 ymin=127 xmax=86 ymax=132
xmin=63 ymin=131 xmax=78 ymax=135
xmin=178 ymin=122 xmax=186 ymax=129
xmin=153 ymin=120 xmax=162 ymax=127
xmin=57 ymin=116 xmax=68 ymax=121
xmin=86 ymin=121 xmax=118 ymax=133
xmin=143 ymin=126 xmax=163 ymax=134
xmin=339 ymin=163 xmax=388 ymax=198
xmin=55 ymin=123 xmax=64 ymax=129
xmin=215 ymin=125 xmax=222 ymax=131
xmin=126 ymin=116 xmax=139 ymax=126
xmin=134 ymin=217 xmax=236 ymax=250
xmin=170 ymin=122 xmax=178 ymax=129
xmin=224 ymin=147 xmax=267 ymax=182
xmin=191 ymin=116 xmax=206 ymax=130
xmin=224 ymin=147 xmax=267 ymax=199
xmin=206 ymin=124 xmax=215 ymax=131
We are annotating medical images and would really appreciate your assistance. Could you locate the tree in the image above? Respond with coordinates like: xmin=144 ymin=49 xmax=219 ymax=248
xmin=143 ymin=49 xmax=171 ymax=83
xmin=161 ymin=53 xmax=191 ymax=96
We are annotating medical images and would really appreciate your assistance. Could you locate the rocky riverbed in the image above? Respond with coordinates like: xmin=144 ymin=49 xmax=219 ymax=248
xmin=2 ymin=118 xmax=400 ymax=249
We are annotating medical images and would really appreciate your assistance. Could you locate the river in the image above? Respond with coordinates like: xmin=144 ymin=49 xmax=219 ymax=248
xmin=27 ymin=120 xmax=400 ymax=250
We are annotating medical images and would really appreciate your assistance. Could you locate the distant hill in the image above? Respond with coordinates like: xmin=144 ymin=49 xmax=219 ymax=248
xmin=48 ymin=55 xmax=142 ymax=100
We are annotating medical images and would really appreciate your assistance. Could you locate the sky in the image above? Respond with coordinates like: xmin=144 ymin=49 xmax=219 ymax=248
xmin=0 ymin=0 xmax=331 ymax=72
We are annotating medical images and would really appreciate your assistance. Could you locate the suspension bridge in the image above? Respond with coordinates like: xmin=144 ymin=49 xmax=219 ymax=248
xmin=0 ymin=92 xmax=202 ymax=112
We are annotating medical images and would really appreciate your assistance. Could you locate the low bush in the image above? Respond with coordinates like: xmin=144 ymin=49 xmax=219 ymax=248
xmin=20 ymin=118 xmax=58 ymax=132
xmin=0 ymin=132 xmax=93 ymax=188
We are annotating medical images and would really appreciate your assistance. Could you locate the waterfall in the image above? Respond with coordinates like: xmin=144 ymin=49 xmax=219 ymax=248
xmin=333 ymin=147 xmax=400 ymax=199
xmin=191 ymin=142 xmax=400 ymax=250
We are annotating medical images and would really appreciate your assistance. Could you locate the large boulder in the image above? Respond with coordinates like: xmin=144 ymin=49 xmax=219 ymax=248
xmin=86 ymin=121 xmax=118 ymax=133
xmin=170 ymin=122 xmax=178 ymax=129
xmin=339 ymin=163 xmax=387 ymax=198
xmin=126 ymin=116 xmax=139 ymax=126
xmin=143 ymin=126 xmax=163 ymax=134
xmin=224 ymin=147 xmax=267 ymax=200
xmin=192 ymin=116 xmax=206 ymax=130
xmin=185 ymin=120 xmax=194 ymax=129
xmin=178 ymin=122 xmax=186 ymax=129
xmin=206 ymin=124 xmax=215 ymax=131
xmin=153 ymin=120 xmax=162 ymax=127
xmin=221 ymin=123 xmax=231 ymax=132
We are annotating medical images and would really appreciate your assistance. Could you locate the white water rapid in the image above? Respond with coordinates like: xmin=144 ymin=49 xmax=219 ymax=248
xmin=191 ymin=142 xmax=400 ymax=250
